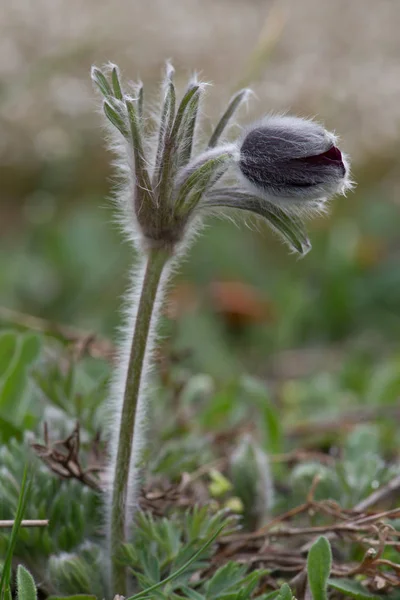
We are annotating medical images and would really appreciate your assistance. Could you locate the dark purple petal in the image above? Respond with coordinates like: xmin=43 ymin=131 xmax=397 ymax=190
xmin=293 ymin=146 xmax=345 ymax=177
xmin=323 ymin=146 xmax=342 ymax=161
xmin=298 ymin=146 xmax=343 ymax=165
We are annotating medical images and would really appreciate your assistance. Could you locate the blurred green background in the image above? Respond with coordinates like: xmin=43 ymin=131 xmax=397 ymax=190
xmin=1 ymin=0 xmax=400 ymax=381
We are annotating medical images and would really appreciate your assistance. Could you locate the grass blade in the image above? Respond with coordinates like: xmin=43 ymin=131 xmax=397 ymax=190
xmin=0 ymin=467 xmax=30 ymax=600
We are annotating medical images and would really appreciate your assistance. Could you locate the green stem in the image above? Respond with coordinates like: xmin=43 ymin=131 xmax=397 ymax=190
xmin=110 ymin=247 xmax=169 ymax=595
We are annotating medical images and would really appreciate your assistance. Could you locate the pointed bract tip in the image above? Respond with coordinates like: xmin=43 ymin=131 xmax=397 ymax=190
xmin=237 ymin=88 xmax=254 ymax=102
xmin=164 ymin=61 xmax=175 ymax=81
xmin=106 ymin=61 xmax=118 ymax=72
xmin=300 ymin=239 xmax=312 ymax=257
xmin=111 ymin=65 xmax=122 ymax=82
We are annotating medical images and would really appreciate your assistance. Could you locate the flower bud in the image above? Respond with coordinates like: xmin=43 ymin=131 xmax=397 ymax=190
xmin=238 ymin=116 xmax=350 ymax=205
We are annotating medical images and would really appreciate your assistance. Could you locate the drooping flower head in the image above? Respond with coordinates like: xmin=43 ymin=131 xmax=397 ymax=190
xmin=238 ymin=115 xmax=350 ymax=208
xmin=91 ymin=64 xmax=352 ymax=257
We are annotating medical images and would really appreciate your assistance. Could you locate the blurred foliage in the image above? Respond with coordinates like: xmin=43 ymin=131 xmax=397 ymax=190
xmin=2 ymin=171 xmax=400 ymax=379
xmin=0 ymin=330 xmax=109 ymax=443
xmin=0 ymin=324 xmax=399 ymax=596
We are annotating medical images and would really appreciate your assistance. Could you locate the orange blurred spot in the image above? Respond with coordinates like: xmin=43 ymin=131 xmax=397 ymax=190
xmin=166 ymin=280 xmax=275 ymax=328
xmin=209 ymin=280 xmax=275 ymax=327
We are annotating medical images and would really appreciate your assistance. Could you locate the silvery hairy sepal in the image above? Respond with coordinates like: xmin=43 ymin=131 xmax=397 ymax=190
xmin=238 ymin=115 xmax=352 ymax=212
xmin=91 ymin=63 xmax=243 ymax=252
xmin=91 ymin=64 xmax=351 ymax=257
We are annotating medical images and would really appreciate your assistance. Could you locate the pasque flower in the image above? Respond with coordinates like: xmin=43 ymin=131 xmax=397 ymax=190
xmin=91 ymin=63 xmax=351 ymax=594
xmin=238 ymin=115 xmax=350 ymax=206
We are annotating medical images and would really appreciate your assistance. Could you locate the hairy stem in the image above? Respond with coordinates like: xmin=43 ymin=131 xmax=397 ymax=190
xmin=110 ymin=247 xmax=170 ymax=594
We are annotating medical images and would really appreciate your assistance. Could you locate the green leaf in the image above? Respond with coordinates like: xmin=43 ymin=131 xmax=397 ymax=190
xmin=111 ymin=65 xmax=123 ymax=100
xmin=17 ymin=333 xmax=41 ymax=365
xmin=125 ymin=98 xmax=152 ymax=199
xmin=157 ymin=81 xmax=202 ymax=207
xmin=328 ymin=579 xmax=380 ymax=600
xmin=307 ymin=536 xmax=332 ymax=600
xmin=48 ymin=554 xmax=92 ymax=595
xmin=172 ymin=83 xmax=201 ymax=142
xmin=262 ymin=592 xmax=280 ymax=600
xmin=0 ymin=334 xmax=41 ymax=421
xmin=175 ymin=151 xmax=234 ymax=215
xmin=230 ymin=436 xmax=273 ymax=529
xmin=180 ymin=587 xmax=205 ymax=600
xmin=176 ymin=89 xmax=201 ymax=167
xmin=126 ymin=523 xmax=225 ymax=600
xmin=205 ymin=562 xmax=248 ymax=599
xmin=365 ymin=358 xmax=400 ymax=405
xmin=0 ymin=416 xmax=22 ymax=442
xmin=137 ymin=82 xmax=144 ymax=121
xmin=239 ymin=376 xmax=282 ymax=454
xmin=17 ymin=566 xmax=37 ymax=600
xmin=261 ymin=402 xmax=282 ymax=454
xmin=153 ymin=64 xmax=176 ymax=186
xmin=91 ymin=67 xmax=113 ymax=98
xmin=202 ymin=191 xmax=311 ymax=256
xmin=0 ymin=332 xmax=18 ymax=379
xmin=103 ymin=100 xmax=129 ymax=139
xmin=208 ymin=88 xmax=250 ymax=148
xmin=141 ymin=551 xmax=160 ymax=584
xmin=276 ymin=583 xmax=294 ymax=600
xmin=261 ymin=202 xmax=311 ymax=256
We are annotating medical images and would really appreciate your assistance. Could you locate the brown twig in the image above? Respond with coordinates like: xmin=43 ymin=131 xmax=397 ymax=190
xmin=354 ymin=473 xmax=400 ymax=511
xmin=216 ymin=479 xmax=400 ymax=592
